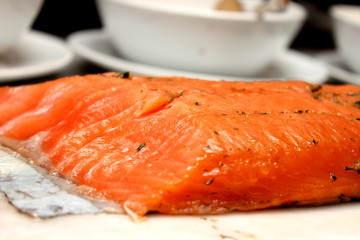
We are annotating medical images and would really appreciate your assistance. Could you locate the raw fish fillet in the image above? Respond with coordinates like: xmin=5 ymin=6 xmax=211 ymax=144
xmin=0 ymin=73 xmax=360 ymax=216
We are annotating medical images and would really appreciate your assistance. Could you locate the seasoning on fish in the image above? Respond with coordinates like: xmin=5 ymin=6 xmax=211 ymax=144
xmin=0 ymin=73 xmax=360 ymax=217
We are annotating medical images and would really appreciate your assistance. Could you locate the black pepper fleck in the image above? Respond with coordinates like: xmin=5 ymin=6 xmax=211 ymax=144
xmin=205 ymin=178 xmax=215 ymax=185
xmin=355 ymin=101 xmax=360 ymax=108
xmin=330 ymin=172 xmax=337 ymax=182
xmin=122 ymin=71 xmax=131 ymax=78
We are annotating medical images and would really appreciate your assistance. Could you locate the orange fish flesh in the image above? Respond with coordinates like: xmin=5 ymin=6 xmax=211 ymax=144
xmin=0 ymin=73 xmax=359 ymax=216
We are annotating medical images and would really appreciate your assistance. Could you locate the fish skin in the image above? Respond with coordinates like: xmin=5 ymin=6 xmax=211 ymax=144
xmin=0 ymin=73 xmax=360 ymax=216
xmin=0 ymin=149 xmax=103 ymax=218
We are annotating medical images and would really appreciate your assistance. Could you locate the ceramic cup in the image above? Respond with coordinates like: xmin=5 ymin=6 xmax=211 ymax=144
xmin=96 ymin=0 xmax=306 ymax=77
xmin=331 ymin=4 xmax=360 ymax=74
xmin=0 ymin=0 xmax=44 ymax=56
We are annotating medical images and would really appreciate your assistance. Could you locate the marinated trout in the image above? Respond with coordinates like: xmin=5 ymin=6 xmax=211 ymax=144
xmin=1 ymin=73 xmax=360 ymax=216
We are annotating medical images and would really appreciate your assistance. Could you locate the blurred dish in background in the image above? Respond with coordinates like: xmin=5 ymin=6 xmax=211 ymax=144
xmin=312 ymin=4 xmax=360 ymax=86
xmin=68 ymin=29 xmax=328 ymax=83
xmin=316 ymin=51 xmax=360 ymax=85
xmin=95 ymin=0 xmax=306 ymax=77
xmin=330 ymin=4 xmax=360 ymax=75
xmin=0 ymin=31 xmax=73 ymax=82
xmin=0 ymin=0 xmax=44 ymax=56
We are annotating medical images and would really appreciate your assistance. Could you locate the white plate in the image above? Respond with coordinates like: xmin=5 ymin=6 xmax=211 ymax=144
xmin=68 ymin=29 xmax=328 ymax=84
xmin=0 ymin=31 xmax=74 ymax=82
xmin=316 ymin=50 xmax=360 ymax=85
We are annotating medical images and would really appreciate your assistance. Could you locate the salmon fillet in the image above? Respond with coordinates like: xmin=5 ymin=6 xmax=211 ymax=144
xmin=0 ymin=73 xmax=360 ymax=216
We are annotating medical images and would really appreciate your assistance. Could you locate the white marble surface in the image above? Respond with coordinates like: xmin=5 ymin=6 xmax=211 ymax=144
xmin=1 ymin=192 xmax=360 ymax=240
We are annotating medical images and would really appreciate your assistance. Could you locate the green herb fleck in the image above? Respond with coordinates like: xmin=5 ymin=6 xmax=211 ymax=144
xmin=137 ymin=143 xmax=146 ymax=151
xmin=310 ymin=84 xmax=322 ymax=93
xmin=338 ymin=194 xmax=351 ymax=202
xmin=345 ymin=166 xmax=360 ymax=174
xmin=347 ymin=92 xmax=360 ymax=96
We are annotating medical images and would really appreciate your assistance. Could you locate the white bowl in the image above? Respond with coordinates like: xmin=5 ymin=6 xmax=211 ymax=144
xmin=96 ymin=0 xmax=306 ymax=77
xmin=0 ymin=0 xmax=44 ymax=56
xmin=331 ymin=5 xmax=360 ymax=74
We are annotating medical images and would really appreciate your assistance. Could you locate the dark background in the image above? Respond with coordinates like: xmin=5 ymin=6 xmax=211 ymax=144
xmin=32 ymin=0 xmax=360 ymax=50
